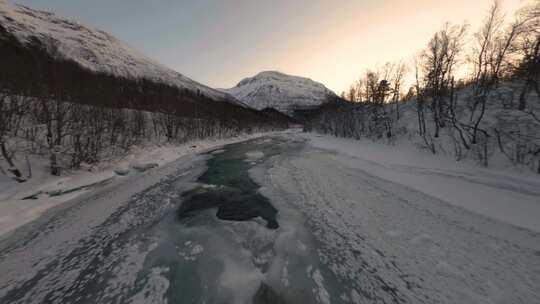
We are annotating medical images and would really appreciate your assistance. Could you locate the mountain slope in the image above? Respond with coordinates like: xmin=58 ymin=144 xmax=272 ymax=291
xmin=223 ymin=71 xmax=337 ymax=114
xmin=0 ymin=1 xmax=237 ymax=103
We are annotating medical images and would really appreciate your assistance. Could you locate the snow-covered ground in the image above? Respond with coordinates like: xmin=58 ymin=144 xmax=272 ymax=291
xmin=306 ymin=133 xmax=540 ymax=233
xmin=0 ymin=132 xmax=280 ymax=238
xmin=263 ymin=132 xmax=540 ymax=303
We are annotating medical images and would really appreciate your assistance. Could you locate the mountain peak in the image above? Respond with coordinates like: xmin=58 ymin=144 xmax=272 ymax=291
xmin=225 ymin=71 xmax=336 ymax=114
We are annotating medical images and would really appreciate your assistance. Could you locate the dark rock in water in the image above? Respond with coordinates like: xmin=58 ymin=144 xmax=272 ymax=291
xmin=177 ymin=191 xmax=223 ymax=217
xmin=253 ymin=283 xmax=287 ymax=304
xmin=21 ymin=191 xmax=43 ymax=200
xmin=266 ymin=219 xmax=279 ymax=229
xmin=218 ymin=193 xmax=277 ymax=220
xmin=178 ymin=188 xmax=279 ymax=229
xmin=114 ymin=168 xmax=130 ymax=176
xmin=210 ymin=149 xmax=226 ymax=155
xmin=216 ymin=199 xmax=262 ymax=221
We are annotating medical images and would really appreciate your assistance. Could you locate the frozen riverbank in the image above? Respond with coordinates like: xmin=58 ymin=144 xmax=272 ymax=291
xmin=0 ymin=132 xmax=283 ymax=238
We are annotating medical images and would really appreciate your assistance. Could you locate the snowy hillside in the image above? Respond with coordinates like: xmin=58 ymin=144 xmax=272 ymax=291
xmin=306 ymin=80 xmax=540 ymax=173
xmin=0 ymin=1 xmax=237 ymax=103
xmin=223 ymin=71 xmax=337 ymax=114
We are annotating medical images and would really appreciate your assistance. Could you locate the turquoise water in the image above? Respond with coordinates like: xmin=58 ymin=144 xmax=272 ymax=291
xmin=178 ymin=138 xmax=284 ymax=229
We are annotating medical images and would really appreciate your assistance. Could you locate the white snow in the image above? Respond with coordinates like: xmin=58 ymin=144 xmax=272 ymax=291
xmin=0 ymin=0 xmax=238 ymax=103
xmin=306 ymin=133 xmax=540 ymax=232
xmin=245 ymin=151 xmax=264 ymax=160
xmin=222 ymin=71 xmax=336 ymax=114
xmin=310 ymin=268 xmax=331 ymax=304
xmin=178 ymin=241 xmax=204 ymax=261
xmin=103 ymin=241 xmax=159 ymax=301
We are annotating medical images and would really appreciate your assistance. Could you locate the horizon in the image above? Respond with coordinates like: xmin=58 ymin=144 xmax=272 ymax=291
xmin=14 ymin=0 xmax=524 ymax=93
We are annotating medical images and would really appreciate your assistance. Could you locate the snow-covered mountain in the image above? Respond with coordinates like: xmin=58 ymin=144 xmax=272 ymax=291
xmin=223 ymin=71 xmax=337 ymax=114
xmin=0 ymin=1 xmax=238 ymax=103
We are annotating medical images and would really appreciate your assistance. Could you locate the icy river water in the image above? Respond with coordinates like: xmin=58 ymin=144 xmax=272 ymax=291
xmin=0 ymin=134 xmax=539 ymax=304
xmin=0 ymin=136 xmax=345 ymax=304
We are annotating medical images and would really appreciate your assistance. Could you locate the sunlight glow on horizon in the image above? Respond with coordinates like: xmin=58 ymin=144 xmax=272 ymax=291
xmin=14 ymin=0 xmax=527 ymax=94
xmin=219 ymin=0 xmax=524 ymax=94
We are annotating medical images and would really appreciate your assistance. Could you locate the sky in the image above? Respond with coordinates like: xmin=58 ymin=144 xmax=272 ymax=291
xmin=15 ymin=0 xmax=525 ymax=94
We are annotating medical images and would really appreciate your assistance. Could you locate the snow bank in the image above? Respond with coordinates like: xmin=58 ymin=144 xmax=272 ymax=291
xmin=306 ymin=133 xmax=540 ymax=232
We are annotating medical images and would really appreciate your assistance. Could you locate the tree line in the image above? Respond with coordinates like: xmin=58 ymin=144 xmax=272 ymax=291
xmin=305 ymin=0 xmax=540 ymax=173
xmin=0 ymin=24 xmax=289 ymax=181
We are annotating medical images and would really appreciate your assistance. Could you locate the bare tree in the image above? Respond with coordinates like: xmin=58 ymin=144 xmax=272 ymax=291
xmin=391 ymin=62 xmax=407 ymax=120
xmin=347 ymin=85 xmax=357 ymax=102
xmin=422 ymin=22 xmax=468 ymax=138
xmin=354 ymin=78 xmax=365 ymax=102
xmin=413 ymin=55 xmax=435 ymax=153
xmin=514 ymin=0 xmax=540 ymax=110
xmin=469 ymin=1 xmax=522 ymax=146
xmin=0 ymin=93 xmax=28 ymax=181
